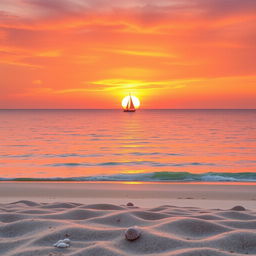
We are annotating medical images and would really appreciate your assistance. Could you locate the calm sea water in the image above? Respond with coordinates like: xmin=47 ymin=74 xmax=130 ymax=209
xmin=0 ymin=110 xmax=255 ymax=181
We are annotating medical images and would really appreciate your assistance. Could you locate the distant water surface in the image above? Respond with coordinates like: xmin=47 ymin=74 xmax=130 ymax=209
xmin=0 ymin=110 xmax=255 ymax=182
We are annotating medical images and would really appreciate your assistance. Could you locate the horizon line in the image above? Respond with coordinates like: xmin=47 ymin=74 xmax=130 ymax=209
xmin=0 ymin=108 xmax=255 ymax=110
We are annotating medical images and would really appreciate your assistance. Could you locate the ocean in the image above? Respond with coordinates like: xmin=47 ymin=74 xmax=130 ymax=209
xmin=0 ymin=109 xmax=255 ymax=182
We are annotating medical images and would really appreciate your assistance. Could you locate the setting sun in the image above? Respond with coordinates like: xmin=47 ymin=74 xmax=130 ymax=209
xmin=121 ymin=95 xmax=140 ymax=110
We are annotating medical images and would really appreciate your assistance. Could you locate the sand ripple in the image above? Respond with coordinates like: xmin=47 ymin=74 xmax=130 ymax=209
xmin=0 ymin=202 xmax=255 ymax=256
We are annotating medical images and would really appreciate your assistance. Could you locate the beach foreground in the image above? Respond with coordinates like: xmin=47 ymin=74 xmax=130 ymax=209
xmin=0 ymin=183 xmax=256 ymax=256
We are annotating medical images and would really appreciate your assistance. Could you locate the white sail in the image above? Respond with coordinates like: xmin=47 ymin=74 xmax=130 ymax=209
xmin=124 ymin=94 xmax=136 ymax=112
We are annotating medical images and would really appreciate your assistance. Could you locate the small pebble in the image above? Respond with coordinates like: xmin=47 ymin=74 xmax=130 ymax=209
xmin=127 ymin=202 xmax=134 ymax=207
xmin=125 ymin=226 xmax=141 ymax=241
xmin=231 ymin=205 xmax=246 ymax=211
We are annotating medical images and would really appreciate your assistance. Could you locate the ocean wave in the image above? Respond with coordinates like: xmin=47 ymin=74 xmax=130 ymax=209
xmin=2 ymin=172 xmax=256 ymax=182
xmin=46 ymin=161 xmax=215 ymax=167
xmin=0 ymin=152 xmax=182 ymax=159
xmin=129 ymin=152 xmax=181 ymax=156
xmin=43 ymin=153 xmax=102 ymax=158
xmin=0 ymin=154 xmax=34 ymax=158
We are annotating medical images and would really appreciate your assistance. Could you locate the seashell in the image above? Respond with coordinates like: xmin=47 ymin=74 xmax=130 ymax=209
xmin=231 ymin=205 xmax=246 ymax=211
xmin=125 ymin=226 xmax=141 ymax=241
xmin=53 ymin=240 xmax=63 ymax=247
xmin=53 ymin=239 xmax=70 ymax=248
xmin=63 ymin=238 xmax=71 ymax=244
xmin=127 ymin=202 xmax=134 ymax=207
xmin=56 ymin=242 xmax=69 ymax=248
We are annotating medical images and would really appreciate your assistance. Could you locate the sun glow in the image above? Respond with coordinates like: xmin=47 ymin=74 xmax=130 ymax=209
xmin=121 ymin=95 xmax=140 ymax=109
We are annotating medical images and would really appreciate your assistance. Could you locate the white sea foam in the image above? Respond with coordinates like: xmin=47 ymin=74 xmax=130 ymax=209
xmin=4 ymin=172 xmax=256 ymax=182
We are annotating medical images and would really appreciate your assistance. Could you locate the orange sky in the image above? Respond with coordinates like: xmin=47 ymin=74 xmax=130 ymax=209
xmin=0 ymin=0 xmax=256 ymax=109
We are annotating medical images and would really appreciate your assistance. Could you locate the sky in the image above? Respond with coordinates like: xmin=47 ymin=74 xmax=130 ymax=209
xmin=0 ymin=0 xmax=256 ymax=109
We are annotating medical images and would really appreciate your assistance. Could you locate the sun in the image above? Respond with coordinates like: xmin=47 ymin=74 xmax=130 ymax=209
xmin=121 ymin=95 xmax=140 ymax=109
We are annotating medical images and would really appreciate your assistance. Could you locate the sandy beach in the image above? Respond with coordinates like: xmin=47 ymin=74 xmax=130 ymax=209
xmin=0 ymin=182 xmax=256 ymax=256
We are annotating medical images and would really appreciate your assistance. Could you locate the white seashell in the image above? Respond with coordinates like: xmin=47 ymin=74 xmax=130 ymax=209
xmin=53 ymin=240 xmax=63 ymax=247
xmin=53 ymin=239 xmax=70 ymax=248
xmin=63 ymin=238 xmax=71 ymax=244
xmin=125 ymin=226 xmax=141 ymax=241
xmin=56 ymin=242 xmax=69 ymax=248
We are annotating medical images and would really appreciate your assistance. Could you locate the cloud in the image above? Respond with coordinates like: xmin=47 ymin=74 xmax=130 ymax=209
xmin=89 ymin=78 xmax=199 ymax=91
xmin=32 ymin=79 xmax=43 ymax=85
xmin=0 ymin=45 xmax=61 ymax=68
xmin=36 ymin=50 xmax=61 ymax=57
xmin=1 ymin=0 xmax=255 ymax=29
xmin=106 ymin=48 xmax=175 ymax=58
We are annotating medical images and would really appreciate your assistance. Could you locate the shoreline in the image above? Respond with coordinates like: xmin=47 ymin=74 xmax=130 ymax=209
xmin=1 ymin=180 xmax=256 ymax=184
xmin=1 ymin=182 xmax=256 ymax=209
xmin=2 ymin=171 xmax=256 ymax=183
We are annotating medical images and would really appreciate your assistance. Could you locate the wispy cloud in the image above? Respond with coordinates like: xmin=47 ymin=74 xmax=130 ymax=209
xmin=105 ymin=49 xmax=175 ymax=58
xmin=36 ymin=50 xmax=61 ymax=57
xmin=0 ymin=60 xmax=41 ymax=68
xmin=89 ymin=78 xmax=200 ymax=91
xmin=0 ymin=46 xmax=61 ymax=68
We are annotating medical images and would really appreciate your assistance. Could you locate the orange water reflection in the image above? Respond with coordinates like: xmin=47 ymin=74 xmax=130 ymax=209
xmin=0 ymin=110 xmax=255 ymax=181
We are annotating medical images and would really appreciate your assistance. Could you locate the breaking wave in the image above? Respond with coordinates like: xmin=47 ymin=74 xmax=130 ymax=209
xmin=2 ymin=172 xmax=256 ymax=182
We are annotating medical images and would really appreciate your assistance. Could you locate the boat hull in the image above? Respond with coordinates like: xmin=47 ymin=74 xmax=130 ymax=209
xmin=123 ymin=109 xmax=136 ymax=112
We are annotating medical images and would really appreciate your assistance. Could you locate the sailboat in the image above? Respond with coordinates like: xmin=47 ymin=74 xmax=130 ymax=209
xmin=124 ymin=94 xmax=136 ymax=112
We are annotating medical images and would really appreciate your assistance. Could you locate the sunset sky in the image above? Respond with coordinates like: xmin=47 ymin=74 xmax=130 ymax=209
xmin=0 ymin=0 xmax=256 ymax=109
